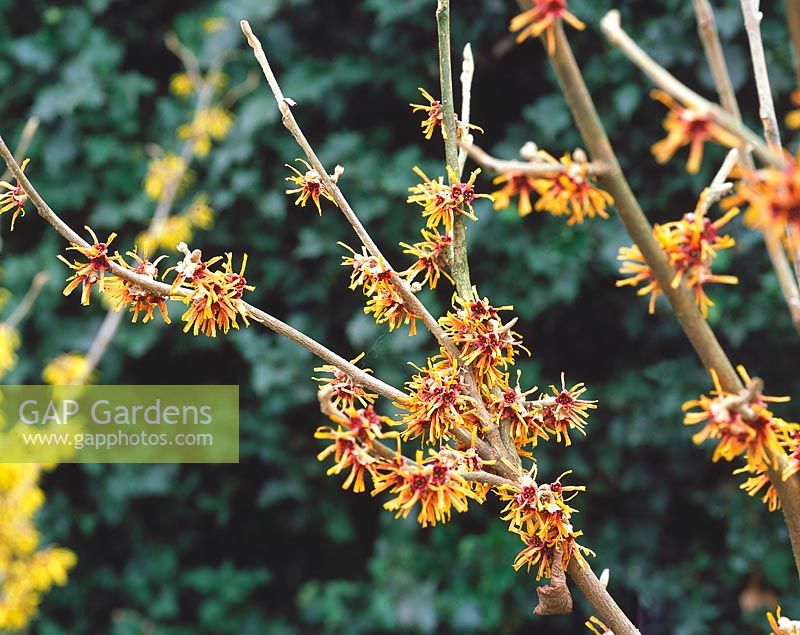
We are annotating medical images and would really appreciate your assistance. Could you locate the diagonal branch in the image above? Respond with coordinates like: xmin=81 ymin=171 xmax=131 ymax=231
xmin=4 ymin=271 xmax=48 ymax=331
xmin=239 ymin=20 xmax=457 ymax=360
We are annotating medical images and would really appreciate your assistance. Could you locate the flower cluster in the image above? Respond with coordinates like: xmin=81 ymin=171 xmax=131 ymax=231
xmin=285 ymin=158 xmax=335 ymax=214
xmin=0 ymin=324 xmax=20 ymax=381
xmin=167 ymin=243 xmax=254 ymax=337
xmin=339 ymin=243 xmax=419 ymax=336
xmin=399 ymin=355 xmax=475 ymax=443
xmin=0 ymin=464 xmax=76 ymax=631
xmin=532 ymin=151 xmax=613 ymax=225
xmin=42 ymin=353 xmax=94 ymax=386
xmin=651 ymin=90 xmax=739 ymax=174
xmin=315 ymin=402 xmax=390 ymax=493
xmin=407 ymin=166 xmax=488 ymax=233
xmin=372 ymin=450 xmax=484 ymax=527
xmin=485 ymin=373 xmax=596 ymax=451
xmin=400 ymin=227 xmax=454 ymax=290
xmin=491 ymin=171 xmax=538 ymax=217
xmin=104 ymin=247 xmax=171 ymax=324
xmin=683 ymin=366 xmax=800 ymax=512
xmin=58 ymin=227 xmax=117 ymax=306
xmin=439 ymin=287 xmax=529 ymax=387
xmin=410 ymin=88 xmax=446 ymax=140
xmin=177 ymin=106 xmax=234 ymax=156
xmin=499 ymin=468 xmax=591 ymax=580
xmin=617 ymin=193 xmax=738 ymax=316
xmin=510 ymin=0 xmax=585 ymax=54
xmin=0 ymin=158 xmax=30 ymax=230
xmin=314 ymin=353 xmax=378 ymax=411
xmin=492 ymin=151 xmax=613 ymax=225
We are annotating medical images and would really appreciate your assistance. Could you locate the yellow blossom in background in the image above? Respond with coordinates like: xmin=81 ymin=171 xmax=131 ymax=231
xmin=0 ymin=463 xmax=76 ymax=631
xmin=169 ymin=72 xmax=194 ymax=98
xmin=203 ymin=17 xmax=228 ymax=33
xmin=178 ymin=107 xmax=234 ymax=157
xmin=138 ymin=195 xmax=214 ymax=251
xmin=42 ymin=353 xmax=94 ymax=386
xmin=143 ymin=154 xmax=193 ymax=200
xmin=786 ymin=91 xmax=800 ymax=129
xmin=0 ymin=324 xmax=20 ymax=380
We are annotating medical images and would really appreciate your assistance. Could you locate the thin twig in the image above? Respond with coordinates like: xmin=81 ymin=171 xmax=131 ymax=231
xmin=4 ymin=271 xmax=48 ymax=331
xmin=151 ymin=59 xmax=222 ymax=227
xmin=739 ymin=0 xmax=782 ymax=153
xmin=1 ymin=117 xmax=39 ymax=183
xmin=457 ymin=43 xmax=475 ymax=177
xmin=699 ymin=148 xmax=738 ymax=215
xmin=165 ymin=32 xmax=203 ymax=88
xmin=692 ymin=0 xmax=743 ymax=121
xmin=600 ymin=10 xmax=780 ymax=168
xmin=461 ymin=139 xmax=606 ymax=176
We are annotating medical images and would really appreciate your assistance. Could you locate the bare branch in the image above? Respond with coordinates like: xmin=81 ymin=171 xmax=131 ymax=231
xmin=692 ymin=0 xmax=743 ymax=120
xmin=1 ymin=117 xmax=39 ymax=183
xmin=739 ymin=0 xmax=782 ymax=153
xmin=457 ymin=43 xmax=475 ymax=176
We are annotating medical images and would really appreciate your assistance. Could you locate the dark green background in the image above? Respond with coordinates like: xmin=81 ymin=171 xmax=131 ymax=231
xmin=1 ymin=0 xmax=799 ymax=633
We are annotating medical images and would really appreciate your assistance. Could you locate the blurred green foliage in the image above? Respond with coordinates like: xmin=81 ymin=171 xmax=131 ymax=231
xmin=1 ymin=0 xmax=800 ymax=633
